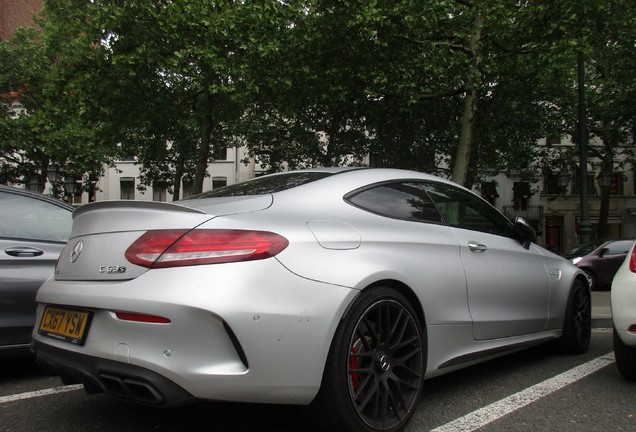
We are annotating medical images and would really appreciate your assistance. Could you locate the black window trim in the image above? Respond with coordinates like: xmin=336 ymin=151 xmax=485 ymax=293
xmin=344 ymin=179 xmax=516 ymax=239
xmin=344 ymin=179 xmax=445 ymax=225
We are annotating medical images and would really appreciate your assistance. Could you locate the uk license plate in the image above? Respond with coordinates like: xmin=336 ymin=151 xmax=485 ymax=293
xmin=38 ymin=306 xmax=92 ymax=346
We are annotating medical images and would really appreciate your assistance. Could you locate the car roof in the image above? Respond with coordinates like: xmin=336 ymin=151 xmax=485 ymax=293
xmin=189 ymin=168 xmax=462 ymax=201
xmin=0 ymin=184 xmax=75 ymax=211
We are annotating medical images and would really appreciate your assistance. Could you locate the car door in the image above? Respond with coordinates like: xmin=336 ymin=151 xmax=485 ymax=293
xmin=423 ymin=182 xmax=551 ymax=340
xmin=0 ymin=189 xmax=72 ymax=350
xmin=343 ymin=181 xmax=471 ymax=326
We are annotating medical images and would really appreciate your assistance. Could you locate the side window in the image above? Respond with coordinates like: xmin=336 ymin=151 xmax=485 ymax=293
xmin=346 ymin=181 xmax=443 ymax=223
xmin=423 ymin=182 xmax=513 ymax=236
xmin=606 ymin=241 xmax=633 ymax=255
xmin=0 ymin=192 xmax=72 ymax=242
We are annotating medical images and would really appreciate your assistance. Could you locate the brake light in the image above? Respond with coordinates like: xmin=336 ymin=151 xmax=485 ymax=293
xmin=125 ymin=229 xmax=289 ymax=268
xmin=116 ymin=312 xmax=171 ymax=324
xmin=629 ymin=246 xmax=636 ymax=272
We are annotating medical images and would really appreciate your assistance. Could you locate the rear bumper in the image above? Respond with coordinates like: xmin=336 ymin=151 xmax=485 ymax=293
xmin=611 ymin=270 xmax=636 ymax=347
xmin=0 ymin=343 xmax=32 ymax=360
xmin=33 ymin=340 xmax=194 ymax=406
xmin=32 ymin=259 xmax=358 ymax=405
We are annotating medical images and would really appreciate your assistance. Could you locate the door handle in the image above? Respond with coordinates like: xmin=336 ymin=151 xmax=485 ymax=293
xmin=5 ymin=247 xmax=44 ymax=257
xmin=468 ymin=242 xmax=488 ymax=253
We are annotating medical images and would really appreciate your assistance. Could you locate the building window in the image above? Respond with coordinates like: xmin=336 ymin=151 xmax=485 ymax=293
xmin=212 ymin=176 xmax=227 ymax=189
xmin=544 ymin=215 xmax=564 ymax=254
xmin=213 ymin=146 xmax=227 ymax=160
xmin=118 ymin=143 xmax=136 ymax=161
xmin=513 ymin=182 xmax=530 ymax=211
xmin=67 ymin=188 xmax=82 ymax=205
xmin=182 ymin=178 xmax=193 ymax=199
xmin=572 ymin=168 xmax=596 ymax=195
xmin=546 ymin=135 xmax=562 ymax=145
xmin=610 ymin=172 xmax=623 ymax=195
xmin=543 ymin=173 xmax=561 ymax=195
xmin=120 ymin=177 xmax=135 ymax=200
xmin=576 ymin=216 xmax=622 ymax=241
xmin=153 ymin=181 xmax=167 ymax=202
xmin=480 ymin=182 xmax=499 ymax=205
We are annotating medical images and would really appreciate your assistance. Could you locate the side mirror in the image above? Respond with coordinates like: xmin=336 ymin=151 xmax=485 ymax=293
xmin=513 ymin=217 xmax=536 ymax=249
xmin=598 ymin=247 xmax=609 ymax=258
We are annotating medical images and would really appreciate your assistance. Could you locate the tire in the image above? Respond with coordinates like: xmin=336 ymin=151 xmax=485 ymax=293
xmin=559 ymin=279 xmax=591 ymax=354
xmin=311 ymin=287 xmax=425 ymax=432
xmin=613 ymin=327 xmax=636 ymax=381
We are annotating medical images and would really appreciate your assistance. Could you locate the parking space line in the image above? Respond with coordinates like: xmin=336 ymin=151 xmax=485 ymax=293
xmin=429 ymin=352 xmax=615 ymax=432
xmin=0 ymin=384 xmax=82 ymax=404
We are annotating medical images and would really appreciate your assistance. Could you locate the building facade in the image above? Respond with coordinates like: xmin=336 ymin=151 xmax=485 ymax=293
xmin=61 ymin=147 xmax=263 ymax=205
xmin=482 ymin=138 xmax=635 ymax=254
xmin=0 ymin=0 xmax=43 ymax=41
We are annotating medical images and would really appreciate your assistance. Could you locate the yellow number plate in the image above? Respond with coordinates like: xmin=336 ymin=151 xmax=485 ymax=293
xmin=38 ymin=306 xmax=92 ymax=345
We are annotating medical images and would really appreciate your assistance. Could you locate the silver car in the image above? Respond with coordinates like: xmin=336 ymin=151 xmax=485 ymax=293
xmin=32 ymin=168 xmax=590 ymax=432
xmin=0 ymin=185 xmax=73 ymax=358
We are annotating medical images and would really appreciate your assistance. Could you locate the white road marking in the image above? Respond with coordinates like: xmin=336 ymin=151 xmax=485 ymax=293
xmin=429 ymin=352 xmax=616 ymax=432
xmin=0 ymin=384 xmax=82 ymax=404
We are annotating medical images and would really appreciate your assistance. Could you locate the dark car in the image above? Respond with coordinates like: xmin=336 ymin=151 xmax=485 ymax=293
xmin=0 ymin=185 xmax=73 ymax=358
xmin=566 ymin=239 xmax=634 ymax=290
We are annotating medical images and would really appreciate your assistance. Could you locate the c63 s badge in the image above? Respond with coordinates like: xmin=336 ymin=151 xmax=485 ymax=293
xmin=99 ymin=265 xmax=127 ymax=274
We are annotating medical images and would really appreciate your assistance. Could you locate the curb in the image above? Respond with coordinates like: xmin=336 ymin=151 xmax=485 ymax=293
xmin=592 ymin=316 xmax=613 ymax=329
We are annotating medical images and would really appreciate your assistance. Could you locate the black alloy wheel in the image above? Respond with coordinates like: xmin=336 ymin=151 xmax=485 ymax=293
xmin=560 ymin=279 xmax=592 ymax=354
xmin=313 ymin=287 xmax=425 ymax=432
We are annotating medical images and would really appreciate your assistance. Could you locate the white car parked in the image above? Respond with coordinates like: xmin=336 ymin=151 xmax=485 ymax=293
xmin=611 ymin=240 xmax=636 ymax=380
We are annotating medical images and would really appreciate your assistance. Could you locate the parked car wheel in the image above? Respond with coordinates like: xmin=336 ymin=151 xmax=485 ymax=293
xmin=312 ymin=286 xmax=425 ymax=432
xmin=559 ymin=279 xmax=591 ymax=354
xmin=614 ymin=327 xmax=636 ymax=381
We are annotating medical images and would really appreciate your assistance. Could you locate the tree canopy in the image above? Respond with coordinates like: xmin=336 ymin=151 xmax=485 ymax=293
xmin=1 ymin=0 xmax=634 ymax=195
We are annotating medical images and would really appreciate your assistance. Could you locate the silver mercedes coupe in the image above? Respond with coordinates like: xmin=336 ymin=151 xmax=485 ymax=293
xmin=32 ymin=168 xmax=591 ymax=432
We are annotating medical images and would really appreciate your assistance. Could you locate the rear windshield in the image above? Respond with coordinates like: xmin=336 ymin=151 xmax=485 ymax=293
xmin=186 ymin=171 xmax=334 ymax=199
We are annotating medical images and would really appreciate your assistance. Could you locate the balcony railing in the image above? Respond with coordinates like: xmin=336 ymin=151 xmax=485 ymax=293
xmin=502 ymin=205 xmax=544 ymax=220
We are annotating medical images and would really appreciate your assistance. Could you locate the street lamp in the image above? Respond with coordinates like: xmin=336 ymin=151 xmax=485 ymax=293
xmin=597 ymin=171 xmax=613 ymax=191
xmin=64 ymin=176 xmax=80 ymax=203
xmin=596 ymin=171 xmax=613 ymax=239
xmin=47 ymin=164 xmax=61 ymax=183
xmin=47 ymin=164 xmax=62 ymax=198
xmin=557 ymin=172 xmax=571 ymax=194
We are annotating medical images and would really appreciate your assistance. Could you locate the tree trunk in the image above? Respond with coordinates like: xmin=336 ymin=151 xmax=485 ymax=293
xmin=193 ymin=112 xmax=212 ymax=195
xmin=172 ymin=152 xmax=185 ymax=202
xmin=597 ymin=136 xmax=615 ymax=239
xmin=451 ymin=14 xmax=483 ymax=186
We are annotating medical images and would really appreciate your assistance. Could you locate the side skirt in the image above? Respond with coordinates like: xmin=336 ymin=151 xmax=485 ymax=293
xmin=438 ymin=336 xmax=555 ymax=370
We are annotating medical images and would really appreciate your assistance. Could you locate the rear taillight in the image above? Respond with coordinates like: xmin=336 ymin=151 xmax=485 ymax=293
xmin=125 ymin=229 xmax=289 ymax=269
xmin=629 ymin=246 xmax=636 ymax=272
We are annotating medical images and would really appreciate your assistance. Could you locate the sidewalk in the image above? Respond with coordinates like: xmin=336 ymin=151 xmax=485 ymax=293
xmin=592 ymin=291 xmax=612 ymax=328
